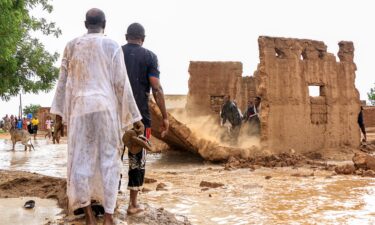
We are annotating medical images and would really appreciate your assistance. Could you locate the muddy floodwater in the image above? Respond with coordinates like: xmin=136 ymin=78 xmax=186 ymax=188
xmin=2 ymin=138 xmax=375 ymax=224
xmin=1 ymin=197 xmax=63 ymax=225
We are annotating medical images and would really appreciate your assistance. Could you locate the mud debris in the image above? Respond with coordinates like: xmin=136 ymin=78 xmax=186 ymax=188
xmin=332 ymin=152 xmax=375 ymax=177
xmin=291 ymin=173 xmax=314 ymax=178
xmin=199 ymin=181 xmax=224 ymax=188
xmin=360 ymin=142 xmax=375 ymax=153
xmin=156 ymin=182 xmax=167 ymax=191
xmin=144 ymin=177 xmax=158 ymax=184
xmin=142 ymin=187 xmax=152 ymax=193
xmin=334 ymin=164 xmax=356 ymax=175
xmin=353 ymin=152 xmax=375 ymax=170
xmin=362 ymin=170 xmax=375 ymax=177
xmin=224 ymin=153 xmax=306 ymax=170
xmin=125 ymin=204 xmax=191 ymax=225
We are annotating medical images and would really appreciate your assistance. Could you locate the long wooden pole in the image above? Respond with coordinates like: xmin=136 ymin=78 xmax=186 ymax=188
xmin=19 ymin=93 xmax=22 ymax=118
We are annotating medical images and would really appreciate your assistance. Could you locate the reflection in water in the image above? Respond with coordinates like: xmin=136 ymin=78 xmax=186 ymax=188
xmin=2 ymin=138 xmax=375 ymax=224
xmin=0 ymin=139 xmax=67 ymax=177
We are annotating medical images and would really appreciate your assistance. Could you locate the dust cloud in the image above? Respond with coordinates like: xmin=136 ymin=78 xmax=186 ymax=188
xmin=170 ymin=109 xmax=260 ymax=149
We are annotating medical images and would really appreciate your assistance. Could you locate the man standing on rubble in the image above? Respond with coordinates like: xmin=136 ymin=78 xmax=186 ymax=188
xmin=122 ymin=22 xmax=169 ymax=214
xmin=51 ymin=8 xmax=142 ymax=225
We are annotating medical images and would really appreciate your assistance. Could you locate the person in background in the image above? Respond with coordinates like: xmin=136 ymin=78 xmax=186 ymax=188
xmin=45 ymin=116 xmax=53 ymax=139
xmin=16 ymin=117 xmax=22 ymax=129
xmin=52 ymin=115 xmax=63 ymax=144
xmin=27 ymin=118 xmax=33 ymax=134
xmin=31 ymin=116 xmax=39 ymax=140
xmin=243 ymin=97 xmax=261 ymax=136
xmin=358 ymin=106 xmax=367 ymax=142
xmin=22 ymin=117 xmax=28 ymax=130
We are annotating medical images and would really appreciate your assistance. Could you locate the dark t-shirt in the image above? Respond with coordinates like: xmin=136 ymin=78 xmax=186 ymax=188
xmin=122 ymin=43 xmax=160 ymax=127
xmin=221 ymin=101 xmax=242 ymax=127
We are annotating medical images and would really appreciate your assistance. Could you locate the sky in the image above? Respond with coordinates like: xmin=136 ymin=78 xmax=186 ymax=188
xmin=1 ymin=0 xmax=374 ymax=117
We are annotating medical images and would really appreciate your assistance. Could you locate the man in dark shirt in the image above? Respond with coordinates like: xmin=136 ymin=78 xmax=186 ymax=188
xmin=220 ymin=95 xmax=242 ymax=142
xmin=122 ymin=23 xmax=169 ymax=214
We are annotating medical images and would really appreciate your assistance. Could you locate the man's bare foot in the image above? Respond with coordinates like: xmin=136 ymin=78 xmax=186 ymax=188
xmin=103 ymin=213 xmax=114 ymax=225
xmin=127 ymin=205 xmax=144 ymax=215
xmin=83 ymin=205 xmax=97 ymax=225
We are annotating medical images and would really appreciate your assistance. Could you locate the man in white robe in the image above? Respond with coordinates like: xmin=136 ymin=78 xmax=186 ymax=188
xmin=51 ymin=8 xmax=142 ymax=225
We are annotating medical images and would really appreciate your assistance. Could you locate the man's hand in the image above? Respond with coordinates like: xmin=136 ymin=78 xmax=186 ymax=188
xmin=133 ymin=121 xmax=144 ymax=135
xmin=161 ymin=118 xmax=169 ymax=138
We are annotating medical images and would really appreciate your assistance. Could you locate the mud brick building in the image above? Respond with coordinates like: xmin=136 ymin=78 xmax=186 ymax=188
xmin=363 ymin=106 xmax=375 ymax=127
xmin=186 ymin=36 xmax=361 ymax=153
xmin=186 ymin=62 xmax=256 ymax=114
xmin=37 ymin=107 xmax=51 ymax=131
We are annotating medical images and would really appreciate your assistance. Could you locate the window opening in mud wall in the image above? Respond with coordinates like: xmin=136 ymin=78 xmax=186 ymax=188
xmin=308 ymin=86 xmax=320 ymax=97
xmin=308 ymin=85 xmax=327 ymax=124
xmin=210 ymin=95 xmax=225 ymax=113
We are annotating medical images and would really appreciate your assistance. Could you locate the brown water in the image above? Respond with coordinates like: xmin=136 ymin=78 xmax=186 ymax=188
xmin=2 ymin=138 xmax=375 ymax=224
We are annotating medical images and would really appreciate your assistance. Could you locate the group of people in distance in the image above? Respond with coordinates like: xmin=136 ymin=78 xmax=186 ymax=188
xmin=220 ymin=95 xmax=261 ymax=142
xmin=50 ymin=8 xmax=168 ymax=225
xmin=2 ymin=114 xmax=40 ymax=140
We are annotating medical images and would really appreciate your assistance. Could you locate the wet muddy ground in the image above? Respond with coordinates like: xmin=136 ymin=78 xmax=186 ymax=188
xmin=1 ymin=197 xmax=63 ymax=225
xmin=1 ymin=134 xmax=375 ymax=224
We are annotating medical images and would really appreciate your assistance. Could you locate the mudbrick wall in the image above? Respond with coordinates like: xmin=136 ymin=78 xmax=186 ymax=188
xmin=363 ymin=106 xmax=375 ymax=127
xmin=255 ymin=36 xmax=361 ymax=153
xmin=186 ymin=62 xmax=257 ymax=114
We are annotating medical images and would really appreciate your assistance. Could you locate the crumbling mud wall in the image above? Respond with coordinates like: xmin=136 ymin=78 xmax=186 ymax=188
xmin=153 ymin=36 xmax=361 ymax=161
xmin=186 ymin=62 xmax=255 ymax=114
xmin=363 ymin=106 xmax=375 ymax=127
xmin=186 ymin=62 xmax=258 ymax=114
xmin=255 ymin=36 xmax=361 ymax=153
xmin=150 ymin=101 xmax=256 ymax=161
xmin=237 ymin=76 xmax=257 ymax=112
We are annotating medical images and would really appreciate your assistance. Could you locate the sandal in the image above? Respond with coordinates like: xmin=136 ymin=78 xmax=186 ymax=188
xmin=24 ymin=200 xmax=35 ymax=209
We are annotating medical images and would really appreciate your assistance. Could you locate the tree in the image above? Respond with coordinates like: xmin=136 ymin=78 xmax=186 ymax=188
xmin=368 ymin=83 xmax=375 ymax=106
xmin=0 ymin=0 xmax=61 ymax=101
xmin=23 ymin=104 xmax=41 ymax=117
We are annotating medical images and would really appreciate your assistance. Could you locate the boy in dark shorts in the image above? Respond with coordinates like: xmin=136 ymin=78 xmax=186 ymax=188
xmin=122 ymin=23 xmax=169 ymax=214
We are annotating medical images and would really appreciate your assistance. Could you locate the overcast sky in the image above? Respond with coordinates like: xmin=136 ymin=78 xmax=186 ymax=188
xmin=1 ymin=0 xmax=373 ymax=117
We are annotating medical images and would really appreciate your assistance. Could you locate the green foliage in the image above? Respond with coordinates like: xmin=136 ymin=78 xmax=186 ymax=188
xmin=23 ymin=104 xmax=41 ymax=117
xmin=0 ymin=0 xmax=61 ymax=101
xmin=368 ymin=83 xmax=375 ymax=106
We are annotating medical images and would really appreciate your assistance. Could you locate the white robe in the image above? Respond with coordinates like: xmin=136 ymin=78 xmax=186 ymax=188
xmin=51 ymin=33 xmax=141 ymax=213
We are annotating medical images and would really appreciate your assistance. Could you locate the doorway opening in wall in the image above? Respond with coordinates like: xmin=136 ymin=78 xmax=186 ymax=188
xmin=308 ymin=85 xmax=323 ymax=97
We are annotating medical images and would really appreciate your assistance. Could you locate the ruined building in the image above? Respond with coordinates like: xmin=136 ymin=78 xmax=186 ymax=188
xmin=186 ymin=36 xmax=361 ymax=153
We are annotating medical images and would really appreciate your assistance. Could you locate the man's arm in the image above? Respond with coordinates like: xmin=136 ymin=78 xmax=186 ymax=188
xmin=149 ymin=76 xmax=169 ymax=137
xmin=50 ymin=46 xmax=69 ymax=120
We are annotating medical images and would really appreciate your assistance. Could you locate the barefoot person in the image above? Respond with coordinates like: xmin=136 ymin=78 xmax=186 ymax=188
xmin=122 ymin=23 xmax=169 ymax=214
xmin=51 ymin=9 xmax=142 ymax=225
